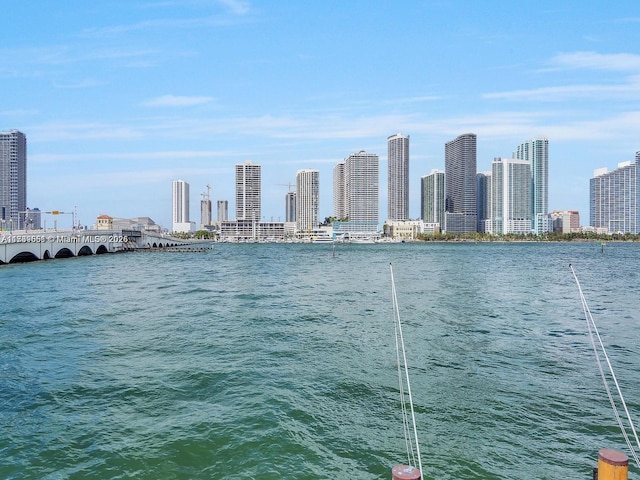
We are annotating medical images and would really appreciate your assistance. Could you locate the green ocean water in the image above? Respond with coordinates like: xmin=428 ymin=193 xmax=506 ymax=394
xmin=1 ymin=242 xmax=639 ymax=479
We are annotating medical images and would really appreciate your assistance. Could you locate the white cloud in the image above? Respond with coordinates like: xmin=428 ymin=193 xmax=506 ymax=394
xmin=217 ymin=0 xmax=251 ymax=15
xmin=29 ymin=122 xmax=143 ymax=141
xmin=483 ymin=79 xmax=640 ymax=101
xmin=0 ymin=108 xmax=39 ymax=116
xmin=30 ymin=150 xmax=233 ymax=164
xmin=550 ymin=51 xmax=640 ymax=72
xmin=142 ymin=95 xmax=214 ymax=107
xmin=52 ymin=79 xmax=109 ymax=89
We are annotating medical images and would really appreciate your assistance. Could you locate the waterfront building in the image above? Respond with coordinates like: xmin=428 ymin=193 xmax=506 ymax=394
xmin=0 ymin=130 xmax=27 ymax=230
xmin=235 ymin=161 xmax=261 ymax=222
xmin=296 ymin=169 xmax=319 ymax=234
xmin=333 ymin=161 xmax=346 ymax=220
xmin=219 ymin=220 xmax=286 ymax=242
xmin=97 ymin=215 xmax=160 ymax=232
xmin=476 ymin=172 xmax=491 ymax=233
xmin=590 ymin=160 xmax=639 ymax=234
xmin=387 ymin=133 xmax=409 ymax=221
xmin=217 ymin=200 xmax=228 ymax=222
xmin=385 ymin=219 xmax=440 ymax=240
xmin=444 ymin=133 xmax=477 ymax=233
xmin=285 ymin=191 xmax=296 ymax=223
xmin=550 ymin=210 xmax=580 ymax=233
xmin=516 ymin=136 xmax=549 ymax=234
xmin=334 ymin=151 xmax=379 ymax=233
xmin=490 ymin=158 xmax=531 ymax=235
xmin=97 ymin=214 xmax=114 ymax=230
xmin=172 ymin=180 xmax=195 ymax=233
xmin=420 ymin=169 xmax=445 ymax=229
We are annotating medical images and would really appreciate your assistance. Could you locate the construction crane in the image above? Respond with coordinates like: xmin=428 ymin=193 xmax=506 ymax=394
xmin=201 ymin=184 xmax=211 ymax=201
xmin=276 ymin=182 xmax=295 ymax=192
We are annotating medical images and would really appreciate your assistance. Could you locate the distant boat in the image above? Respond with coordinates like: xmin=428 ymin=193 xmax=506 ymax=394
xmin=311 ymin=235 xmax=334 ymax=244
xmin=349 ymin=237 xmax=375 ymax=244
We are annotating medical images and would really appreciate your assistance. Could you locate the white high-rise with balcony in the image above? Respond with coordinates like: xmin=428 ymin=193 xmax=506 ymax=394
xmin=296 ymin=169 xmax=319 ymax=233
xmin=344 ymin=151 xmax=379 ymax=232
xmin=421 ymin=169 xmax=445 ymax=227
xmin=235 ymin=161 xmax=261 ymax=222
xmin=490 ymin=158 xmax=531 ymax=235
xmin=516 ymin=136 xmax=549 ymax=234
xmin=590 ymin=160 xmax=639 ymax=234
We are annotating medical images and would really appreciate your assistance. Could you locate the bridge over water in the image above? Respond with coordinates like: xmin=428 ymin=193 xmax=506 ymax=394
xmin=0 ymin=229 xmax=190 ymax=264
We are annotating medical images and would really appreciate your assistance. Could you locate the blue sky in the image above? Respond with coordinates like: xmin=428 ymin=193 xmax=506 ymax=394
xmin=2 ymin=1 xmax=640 ymax=229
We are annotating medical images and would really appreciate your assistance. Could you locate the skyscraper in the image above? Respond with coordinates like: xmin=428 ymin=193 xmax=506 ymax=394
xmin=343 ymin=151 xmax=379 ymax=232
xmin=444 ymin=133 xmax=477 ymax=233
xmin=0 ymin=130 xmax=27 ymax=230
xmin=172 ymin=179 xmax=190 ymax=232
xmin=200 ymin=187 xmax=211 ymax=228
xmin=490 ymin=158 xmax=531 ymax=235
xmin=387 ymin=133 xmax=409 ymax=221
xmin=295 ymin=169 xmax=319 ymax=233
xmin=421 ymin=169 xmax=445 ymax=226
xmin=476 ymin=172 xmax=491 ymax=233
xmin=235 ymin=161 xmax=261 ymax=222
xmin=516 ymin=136 xmax=549 ymax=234
xmin=333 ymin=161 xmax=346 ymax=220
xmin=217 ymin=200 xmax=228 ymax=222
xmin=590 ymin=160 xmax=639 ymax=234
xmin=285 ymin=191 xmax=296 ymax=223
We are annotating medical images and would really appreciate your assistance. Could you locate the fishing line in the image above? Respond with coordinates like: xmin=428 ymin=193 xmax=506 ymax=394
xmin=570 ymin=264 xmax=640 ymax=468
xmin=390 ymin=263 xmax=423 ymax=475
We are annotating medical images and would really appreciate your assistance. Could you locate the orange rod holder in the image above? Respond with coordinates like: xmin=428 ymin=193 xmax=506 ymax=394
xmin=597 ymin=449 xmax=628 ymax=480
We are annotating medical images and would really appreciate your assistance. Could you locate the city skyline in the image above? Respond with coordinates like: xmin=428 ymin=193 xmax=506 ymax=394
xmin=2 ymin=2 xmax=640 ymax=229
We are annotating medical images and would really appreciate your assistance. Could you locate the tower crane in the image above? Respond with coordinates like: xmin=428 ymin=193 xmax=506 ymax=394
xmin=276 ymin=182 xmax=295 ymax=192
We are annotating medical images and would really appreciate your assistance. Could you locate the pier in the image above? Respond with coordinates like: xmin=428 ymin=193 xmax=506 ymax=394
xmin=0 ymin=229 xmax=192 ymax=264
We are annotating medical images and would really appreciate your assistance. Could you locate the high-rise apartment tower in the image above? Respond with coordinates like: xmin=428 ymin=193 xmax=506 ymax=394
xmin=444 ymin=133 xmax=477 ymax=233
xmin=343 ymin=151 xmax=379 ymax=232
xmin=387 ymin=133 xmax=409 ymax=221
xmin=172 ymin=179 xmax=189 ymax=231
xmin=421 ymin=169 xmax=445 ymax=227
xmin=296 ymin=169 xmax=319 ymax=233
xmin=0 ymin=130 xmax=27 ymax=230
xmin=590 ymin=160 xmax=639 ymax=234
xmin=516 ymin=136 xmax=549 ymax=234
xmin=476 ymin=172 xmax=491 ymax=233
xmin=490 ymin=158 xmax=531 ymax=235
xmin=333 ymin=162 xmax=346 ymax=220
xmin=235 ymin=161 xmax=261 ymax=222
xmin=285 ymin=191 xmax=296 ymax=223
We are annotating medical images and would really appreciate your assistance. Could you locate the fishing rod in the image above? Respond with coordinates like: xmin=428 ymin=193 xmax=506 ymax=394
xmin=390 ymin=263 xmax=423 ymax=478
xmin=570 ymin=264 xmax=640 ymax=469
